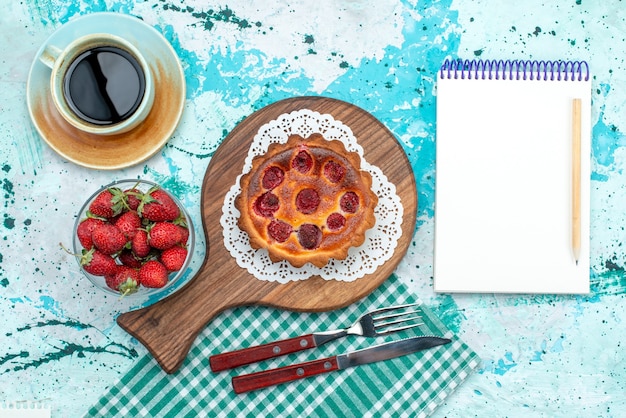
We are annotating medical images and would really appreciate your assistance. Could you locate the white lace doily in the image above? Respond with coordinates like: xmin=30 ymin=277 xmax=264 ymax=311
xmin=220 ymin=109 xmax=404 ymax=283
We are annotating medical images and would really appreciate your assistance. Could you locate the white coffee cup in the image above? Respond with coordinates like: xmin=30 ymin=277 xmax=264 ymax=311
xmin=39 ymin=33 xmax=155 ymax=135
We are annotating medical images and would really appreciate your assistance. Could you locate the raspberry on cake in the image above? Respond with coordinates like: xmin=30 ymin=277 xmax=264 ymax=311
xmin=235 ymin=133 xmax=378 ymax=268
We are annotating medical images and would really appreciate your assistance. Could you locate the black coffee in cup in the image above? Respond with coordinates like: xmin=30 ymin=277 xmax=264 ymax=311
xmin=63 ymin=46 xmax=146 ymax=126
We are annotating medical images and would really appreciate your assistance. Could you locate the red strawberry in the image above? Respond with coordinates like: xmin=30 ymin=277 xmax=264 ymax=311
xmin=118 ymin=249 xmax=143 ymax=268
xmin=114 ymin=210 xmax=141 ymax=240
xmin=160 ymin=246 xmax=188 ymax=271
xmin=88 ymin=187 xmax=128 ymax=219
xmin=131 ymin=229 xmax=151 ymax=258
xmin=80 ymin=248 xmax=118 ymax=276
xmin=139 ymin=260 xmax=169 ymax=288
xmin=148 ymin=222 xmax=182 ymax=250
xmin=124 ymin=188 xmax=143 ymax=211
xmin=176 ymin=224 xmax=190 ymax=245
xmin=139 ymin=188 xmax=180 ymax=221
xmin=92 ymin=223 xmax=127 ymax=255
xmin=76 ymin=217 xmax=105 ymax=249
xmin=105 ymin=265 xmax=139 ymax=295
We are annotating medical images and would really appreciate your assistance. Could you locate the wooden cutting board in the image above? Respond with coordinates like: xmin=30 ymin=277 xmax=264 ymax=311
xmin=117 ymin=96 xmax=417 ymax=373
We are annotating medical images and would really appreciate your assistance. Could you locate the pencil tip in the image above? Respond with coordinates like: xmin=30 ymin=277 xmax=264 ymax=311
xmin=575 ymin=260 xmax=579 ymax=266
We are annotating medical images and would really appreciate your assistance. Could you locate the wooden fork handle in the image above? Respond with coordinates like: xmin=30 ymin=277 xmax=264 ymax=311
xmin=232 ymin=356 xmax=339 ymax=394
xmin=210 ymin=334 xmax=317 ymax=371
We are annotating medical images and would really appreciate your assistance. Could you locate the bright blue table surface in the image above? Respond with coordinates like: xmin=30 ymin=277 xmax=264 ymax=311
xmin=1 ymin=1 xmax=625 ymax=416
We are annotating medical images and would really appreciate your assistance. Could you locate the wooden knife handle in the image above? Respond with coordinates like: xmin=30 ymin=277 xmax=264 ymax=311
xmin=232 ymin=356 xmax=339 ymax=394
xmin=210 ymin=334 xmax=317 ymax=372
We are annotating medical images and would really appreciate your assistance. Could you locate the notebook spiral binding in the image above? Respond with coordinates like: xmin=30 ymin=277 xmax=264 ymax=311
xmin=440 ymin=58 xmax=590 ymax=81
xmin=1 ymin=400 xmax=50 ymax=410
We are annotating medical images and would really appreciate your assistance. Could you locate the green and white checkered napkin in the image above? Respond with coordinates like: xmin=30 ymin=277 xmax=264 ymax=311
xmin=85 ymin=275 xmax=480 ymax=417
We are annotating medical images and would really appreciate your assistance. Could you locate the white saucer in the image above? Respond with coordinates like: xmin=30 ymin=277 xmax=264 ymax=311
xmin=26 ymin=12 xmax=186 ymax=170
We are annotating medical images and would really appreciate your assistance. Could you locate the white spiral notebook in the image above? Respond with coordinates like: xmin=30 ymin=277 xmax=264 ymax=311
xmin=434 ymin=58 xmax=591 ymax=293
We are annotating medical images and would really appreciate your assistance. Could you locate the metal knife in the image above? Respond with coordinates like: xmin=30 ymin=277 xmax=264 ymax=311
xmin=231 ymin=335 xmax=451 ymax=394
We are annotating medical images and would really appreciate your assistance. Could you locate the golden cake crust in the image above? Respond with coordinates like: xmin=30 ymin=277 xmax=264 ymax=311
xmin=235 ymin=133 xmax=378 ymax=268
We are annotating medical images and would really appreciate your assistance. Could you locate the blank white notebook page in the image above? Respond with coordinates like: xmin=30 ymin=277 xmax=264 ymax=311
xmin=434 ymin=60 xmax=591 ymax=293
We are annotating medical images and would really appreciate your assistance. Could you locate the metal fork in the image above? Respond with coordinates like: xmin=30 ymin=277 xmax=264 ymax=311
xmin=209 ymin=303 xmax=423 ymax=372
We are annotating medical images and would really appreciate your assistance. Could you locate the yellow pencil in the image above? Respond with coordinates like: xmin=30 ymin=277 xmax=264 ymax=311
xmin=572 ymin=98 xmax=582 ymax=265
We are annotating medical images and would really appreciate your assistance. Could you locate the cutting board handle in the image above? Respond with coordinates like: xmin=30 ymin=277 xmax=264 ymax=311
xmin=116 ymin=270 xmax=223 ymax=373
xmin=116 ymin=303 xmax=210 ymax=374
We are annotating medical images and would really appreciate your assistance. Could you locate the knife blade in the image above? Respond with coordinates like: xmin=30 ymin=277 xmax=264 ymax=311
xmin=231 ymin=335 xmax=451 ymax=394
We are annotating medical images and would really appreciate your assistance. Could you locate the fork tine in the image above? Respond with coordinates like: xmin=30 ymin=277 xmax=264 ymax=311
xmin=366 ymin=302 xmax=419 ymax=316
xmin=376 ymin=321 xmax=423 ymax=335
xmin=373 ymin=314 xmax=422 ymax=330
xmin=372 ymin=308 xmax=422 ymax=323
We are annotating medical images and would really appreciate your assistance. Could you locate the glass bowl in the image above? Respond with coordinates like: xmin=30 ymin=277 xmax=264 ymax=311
xmin=71 ymin=179 xmax=195 ymax=298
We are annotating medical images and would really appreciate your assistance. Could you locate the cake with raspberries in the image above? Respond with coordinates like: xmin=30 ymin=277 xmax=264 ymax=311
xmin=235 ymin=133 xmax=378 ymax=268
